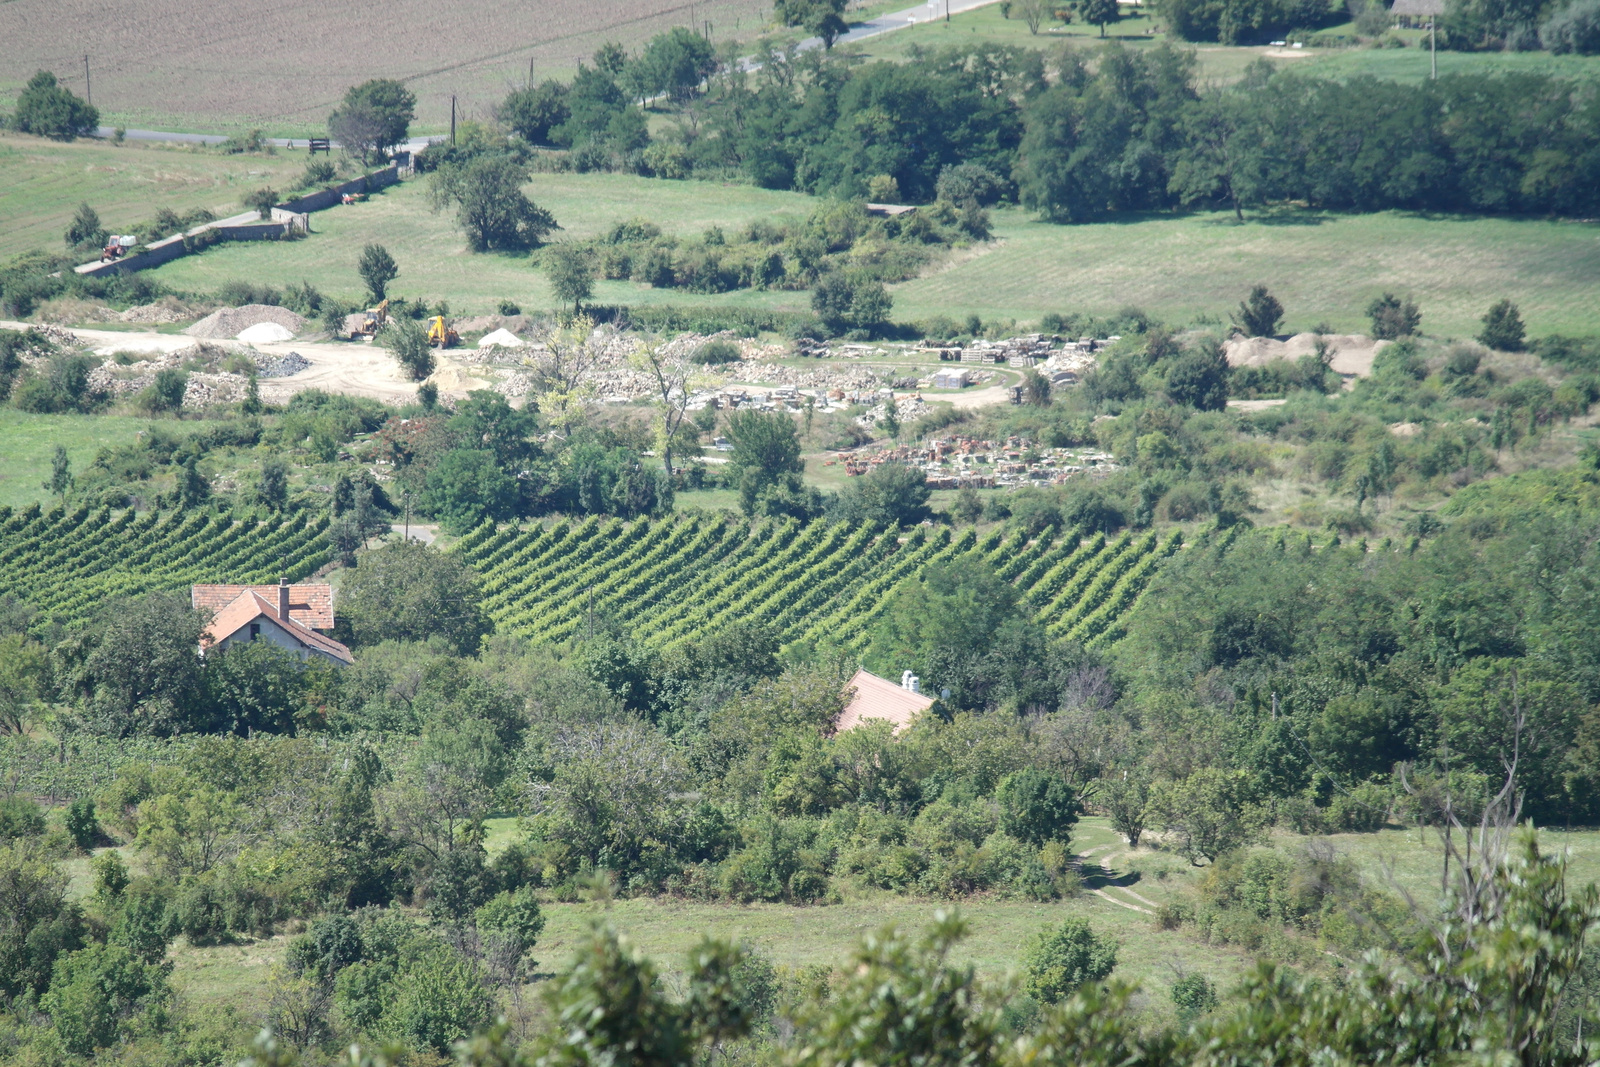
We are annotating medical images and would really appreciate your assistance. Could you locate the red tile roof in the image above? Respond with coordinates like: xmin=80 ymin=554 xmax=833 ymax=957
xmin=202 ymin=590 xmax=353 ymax=665
xmin=835 ymin=668 xmax=934 ymax=735
xmin=192 ymin=584 xmax=334 ymax=629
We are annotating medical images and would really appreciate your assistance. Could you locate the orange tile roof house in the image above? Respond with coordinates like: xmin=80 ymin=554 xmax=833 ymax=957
xmin=835 ymin=667 xmax=935 ymax=734
xmin=192 ymin=578 xmax=352 ymax=666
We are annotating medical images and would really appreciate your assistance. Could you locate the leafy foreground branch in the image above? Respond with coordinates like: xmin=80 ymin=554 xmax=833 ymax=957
xmin=236 ymin=827 xmax=1598 ymax=1067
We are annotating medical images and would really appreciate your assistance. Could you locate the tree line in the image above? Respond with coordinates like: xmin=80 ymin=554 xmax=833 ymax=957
xmin=493 ymin=38 xmax=1600 ymax=221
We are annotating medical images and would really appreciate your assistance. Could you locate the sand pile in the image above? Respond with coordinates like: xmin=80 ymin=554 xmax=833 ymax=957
xmin=453 ymin=314 xmax=535 ymax=336
xmin=185 ymin=304 xmax=305 ymax=339
xmin=1223 ymin=332 xmax=1390 ymax=378
xmin=238 ymin=321 xmax=294 ymax=343
xmin=477 ymin=328 xmax=524 ymax=348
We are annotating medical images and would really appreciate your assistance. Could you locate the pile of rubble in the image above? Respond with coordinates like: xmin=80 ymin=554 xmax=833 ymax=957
xmin=828 ymin=435 xmax=1121 ymax=488
xmin=181 ymin=374 xmax=248 ymax=407
xmin=256 ymin=351 xmax=311 ymax=378
xmin=85 ymin=341 xmax=267 ymax=404
xmin=119 ymin=301 xmax=193 ymax=325
xmin=29 ymin=324 xmax=88 ymax=348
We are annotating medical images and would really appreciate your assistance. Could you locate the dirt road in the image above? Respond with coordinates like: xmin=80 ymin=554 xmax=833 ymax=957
xmin=4 ymin=322 xmax=421 ymax=404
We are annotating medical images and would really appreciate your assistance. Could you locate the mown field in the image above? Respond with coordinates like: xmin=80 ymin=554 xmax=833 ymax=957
xmin=141 ymin=170 xmax=1600 ymax=338
xmin=7 ymin=132 xmax=1598 ymax=339
xmin=0 ymin=132 xmax=308 ymax=262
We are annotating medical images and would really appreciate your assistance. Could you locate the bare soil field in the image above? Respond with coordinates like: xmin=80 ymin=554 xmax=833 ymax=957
xmin=0 ymin=0 xmax=772 ymax=135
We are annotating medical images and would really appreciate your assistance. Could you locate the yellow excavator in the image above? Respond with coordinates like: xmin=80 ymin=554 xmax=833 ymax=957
xmin=351 ymin=298 xmax=388 ymax=340
xmin=426 ymin=315 xmax=460 ymax=348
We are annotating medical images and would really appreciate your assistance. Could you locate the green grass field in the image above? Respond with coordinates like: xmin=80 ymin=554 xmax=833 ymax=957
xmin=63 ymin=815 xmax=1600 ymax=1029
xmin=148 ymin=172 xmax=818 ymax=316
xmin=0 ymin=410 xmax=156 ymax=509
xmin=145 ymin=173 xmax=1600 ymax=339
xmin=0 ymin=133 xmax=310 ymax=263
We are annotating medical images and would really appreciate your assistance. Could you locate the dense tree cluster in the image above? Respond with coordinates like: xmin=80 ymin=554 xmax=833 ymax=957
xmin=492 ymin=38 xmax=1600 ymax=222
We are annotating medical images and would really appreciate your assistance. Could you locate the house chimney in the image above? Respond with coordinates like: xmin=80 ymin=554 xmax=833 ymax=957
xmin=901 ymin=670 xmax=914 ymax=690
xmin=278 ymin=575 xmax=290 ymax=622
xmin=908 ymin=674 xmax=920 ymax=694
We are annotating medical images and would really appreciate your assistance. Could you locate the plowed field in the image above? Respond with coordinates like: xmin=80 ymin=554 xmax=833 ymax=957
xmin=0 ymin=0 xmax=771 ymax=134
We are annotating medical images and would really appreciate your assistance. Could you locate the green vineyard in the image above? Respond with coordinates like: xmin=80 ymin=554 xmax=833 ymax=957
xmin=0 ymin=499 xmax=1209 ymax=647
xmin=454 ymin=516 xmax=1203 ymax=650
xmin=0 ymin=503 xmax=332 ymax=625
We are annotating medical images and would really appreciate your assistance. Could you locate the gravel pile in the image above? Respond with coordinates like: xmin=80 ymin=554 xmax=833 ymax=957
xmin=120 ymin=302 xmax=191 ymax=325
xmin=184 ymin=304 xmax=305 ymax=339
xmin=31 ymin=324 xmax=88 ymax=347
xmin=256 ymin=351 xmax=311 ymax=378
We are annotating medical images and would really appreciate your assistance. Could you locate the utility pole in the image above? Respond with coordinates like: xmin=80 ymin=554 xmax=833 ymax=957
xmin=528 ymin=56 xmax=535 ymax=87
xmin=1429 ymin=13 xmax=1437 ymax=80
xmin=450 ymin=95 xmax=457 ymax=145
xmin=83 ymin=54 xmax=91 ymax=108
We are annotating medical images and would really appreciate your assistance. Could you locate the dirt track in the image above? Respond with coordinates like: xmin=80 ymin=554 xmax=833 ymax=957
xmin=3 ymin=323 xmax=421 ymax=404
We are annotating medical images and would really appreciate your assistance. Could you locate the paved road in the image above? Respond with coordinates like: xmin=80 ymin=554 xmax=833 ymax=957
xmin=807 ymin=0 xmax=1003 ymax=50
xmin=92 ymin=128 xmax=442 ymax=152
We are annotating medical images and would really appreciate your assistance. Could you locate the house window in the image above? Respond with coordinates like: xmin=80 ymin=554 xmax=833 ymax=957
xmin=249 ymin=623 xmax=261 ymax=639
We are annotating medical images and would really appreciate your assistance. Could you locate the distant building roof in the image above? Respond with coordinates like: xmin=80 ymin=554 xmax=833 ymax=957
xmin=192 ymin=583 xmax=334 ymax=629
xmin=836 ymin=667 xmax=935 ymax=735
xmin=203 ymin=589 xmax=353 ymax=665
xmin=865 ymin=203 xmax=918 ymax=217
xmin=1390 ymin=0 xmax=1444 ymax=14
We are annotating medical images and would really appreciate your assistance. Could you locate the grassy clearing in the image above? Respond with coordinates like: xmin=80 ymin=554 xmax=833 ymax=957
xmin=0 ymin=133 xmax=309 ymax=263
xmin=148 ymin=173 xmax=818 ymax=315
xmin=890 ymin=207 xmax=1600 ymax=339
xmin=9 ymin=140 xmax=1589 ymax=339
xmin=146 ymin=173 xmax=1600 ymax=338
xmin=148 ymin=816 xmax=1600 ymax=1028
xmin=0 ymin=410 xmax=156 ymax=510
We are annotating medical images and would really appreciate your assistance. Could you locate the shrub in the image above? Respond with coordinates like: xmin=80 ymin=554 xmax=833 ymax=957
xmin=496 ymin=300 xmax=521 ymax=315
xmin=1477 ymin=299 xmax=1526 ymax=351
xmin=300 ymin=159 xmax=337 ymax=188
xmin=64 ymin=798 xmax=99 ymax=851
xmin=140 ymin=368 xmax=188 ymax=414
xmin=1368 ymin=292 xmax=1421 ymax=339
xmin=43 ymin=943 xmax=167 ymax=1054
xmin=693 ymin=339 xmax=742 ymax=364
xmin=1023 ymin=918 xmax=1117 ymax=1003
xmin=1234 ymin=285 xmax=1284 ymax=338
xmin=936 ymin=162 xmax=1007 ymax=206
xmin=812 ymin=271 xmax=892 ymax=335
xmin=65 ymin=203 xmax=106 ymax=250
xmin=0 ymin=795 xmax=47 ymax=841
xmin=1542 ymin=0 xmax=1600 ymax=52
xmin=1172 ymin=973 xmax=1219 ymax=1020
xmin=381 ymin=318 xmax=434 ymax=381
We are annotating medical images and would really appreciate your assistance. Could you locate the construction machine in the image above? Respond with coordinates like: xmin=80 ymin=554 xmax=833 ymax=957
xmin=350 ymin=298 xmax=388 ymax=340
xmin=426 ymin=315 xmax=460 ymax=348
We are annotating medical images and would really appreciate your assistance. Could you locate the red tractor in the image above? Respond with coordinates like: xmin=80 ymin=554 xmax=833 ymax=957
xmin=99 ymin=236 xmax=136 ymax=263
